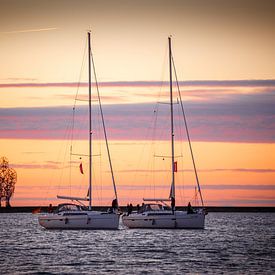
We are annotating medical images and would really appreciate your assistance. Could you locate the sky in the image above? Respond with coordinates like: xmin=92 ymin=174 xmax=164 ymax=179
xmin=0 ymin=0 xmax=275 ymax=206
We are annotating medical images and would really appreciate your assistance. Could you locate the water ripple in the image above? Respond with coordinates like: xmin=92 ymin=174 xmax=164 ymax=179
xmin=0 ymin=212 xmax=274 ymax=274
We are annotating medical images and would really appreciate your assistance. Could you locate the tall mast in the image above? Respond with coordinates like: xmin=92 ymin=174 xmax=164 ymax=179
xmin=88 ymin=31 xmax=92 ymax=210
xmin=169 ymin=36 xmax=175 ymax=200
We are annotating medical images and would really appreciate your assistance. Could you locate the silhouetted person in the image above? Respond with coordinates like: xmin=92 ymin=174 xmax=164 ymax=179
xmin=139 ymin=202 xmax=145 ymax=213
xmin=126 ymin=204 xmax=130 ymax=215
xmin=137 ymin=204 xmax=140 ymax=213
xmin=171 ymin=197 xmax=175 ymax=214
xmin=48 ymin=203 xmax=53 ymax=213
xmin=127 ymin=203 xmax=133 ymax=215
xmin=187 ymin=202 xmax=194 ymax=214
xmin=111 ymin=198 xmax=118 ymax=212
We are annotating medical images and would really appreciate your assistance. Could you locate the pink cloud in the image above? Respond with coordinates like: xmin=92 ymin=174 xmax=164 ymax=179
xmin=0 ymin=79 xmax=274 ymax=89
xmin=1 ymin=80 xmax=274 ymax=142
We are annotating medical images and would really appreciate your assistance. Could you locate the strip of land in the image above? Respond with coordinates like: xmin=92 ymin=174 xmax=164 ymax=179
xmin=0 ymin=206 xmax=274 ymax=213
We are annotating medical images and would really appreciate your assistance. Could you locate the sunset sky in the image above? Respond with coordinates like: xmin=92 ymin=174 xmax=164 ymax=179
xmin=0 ymin=0 xmax=274 ymax=206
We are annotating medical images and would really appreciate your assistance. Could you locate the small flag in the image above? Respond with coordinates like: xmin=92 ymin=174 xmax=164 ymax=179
xmin=79 ymin=162 xmax=84 ymax=174
xmin=173 ymin=161 xmax=177 ymax=172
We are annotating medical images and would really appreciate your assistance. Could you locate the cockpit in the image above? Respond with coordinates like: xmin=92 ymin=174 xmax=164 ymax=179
xmin=140 ymin=203 xmax=170 ymax=212
xmin=56 ymin=203 xmax=83 ymax=213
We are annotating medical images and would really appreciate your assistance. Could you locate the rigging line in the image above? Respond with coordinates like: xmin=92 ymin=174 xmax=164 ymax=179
xmin=42 ymin=117 xmax=73 ymax=205
xmin=69 ymin=37 xmax=88 ymax=189
xmin=154 ymin=154 xmax=183 ymax=158
xmin=72 ymin=37 xmax=88 ymax=138
xmin=171 ymin=54 xmax=204 ymax=207
xmin=58 ymin=119 xmax=75 ymax=197
xmin=151 ymin=100 xmax=159 ymax=181
xmin=149 ymin=41 xmax=169 ymax=199
xmin=152 ymin=41 xmax=168 ymax=164
xmin=177 ymin=101 xmax=185 ymax=205
xmin=74 ymin=38 xmax=88 ymax=109
xmin=177 ymin=100 xmax=184 ymax=191
xmin=153 ymin=41 xmax=168 ymax=148
xmin=149 ymin=104 xmax=159 ymax=196
xmin=96 ymin=91 xmax=103 ymax=205
xmin=130 ymin=103 xmax=158 ymax=201
xmin=69 ymin=109 xmax=74 ymax=192
xmin=90 ymin=39 xmax=118 ymax=205
xmin=75 ymin=99 xmax=89 ymax=102
xmin=71 ymin=153 xmax=101 ymax=157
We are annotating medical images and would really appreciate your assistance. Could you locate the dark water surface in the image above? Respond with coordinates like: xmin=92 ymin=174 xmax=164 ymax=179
xmin=0 ymin=213 xmax=274 ymax=274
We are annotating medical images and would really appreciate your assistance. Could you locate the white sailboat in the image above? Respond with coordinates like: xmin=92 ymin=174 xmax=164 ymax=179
xmin=39 ymin=32 xmax=120 ymax=229
xmin=122 ymin=37 xmax=206 ymax=229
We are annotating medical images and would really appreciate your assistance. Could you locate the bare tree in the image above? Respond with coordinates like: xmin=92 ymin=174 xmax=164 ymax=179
xmin=0 ymin=157 xmax=17 ymax=208
xmin=0 ymin=165 xmax=3 ymax=207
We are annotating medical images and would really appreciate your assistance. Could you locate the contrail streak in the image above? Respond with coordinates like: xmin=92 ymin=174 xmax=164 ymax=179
xmin=0 ymin=27 xmax=58 ymax=34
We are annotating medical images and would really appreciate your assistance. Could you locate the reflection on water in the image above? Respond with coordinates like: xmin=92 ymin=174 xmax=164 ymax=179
xmin=0 ymin=213 xmax=274 ymax=274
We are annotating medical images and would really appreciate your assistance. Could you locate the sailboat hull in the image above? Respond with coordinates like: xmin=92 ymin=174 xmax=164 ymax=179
xmin=38 ymin=211 xmax=120 ymax=230
xmin=122 ymin=211 xmax=205 ymax=229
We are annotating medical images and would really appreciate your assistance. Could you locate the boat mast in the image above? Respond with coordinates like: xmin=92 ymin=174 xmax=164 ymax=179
xmin=88 ymin=31 xmax=92 ymax=210
xmin=169 ymin=36 xmax=175 ymax=201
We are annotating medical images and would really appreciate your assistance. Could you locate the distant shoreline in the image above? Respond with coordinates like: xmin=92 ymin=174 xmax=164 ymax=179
xmin=0 ymin=206 xmax=274 ymax=213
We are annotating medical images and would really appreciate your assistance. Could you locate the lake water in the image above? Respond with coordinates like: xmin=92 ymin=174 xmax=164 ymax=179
xmin=0 ymin=212 xmax=274 ymax=274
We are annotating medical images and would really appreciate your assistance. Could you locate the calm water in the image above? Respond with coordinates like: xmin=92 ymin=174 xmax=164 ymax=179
xmin=0 ymin=212 xmax=274 ymax=274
